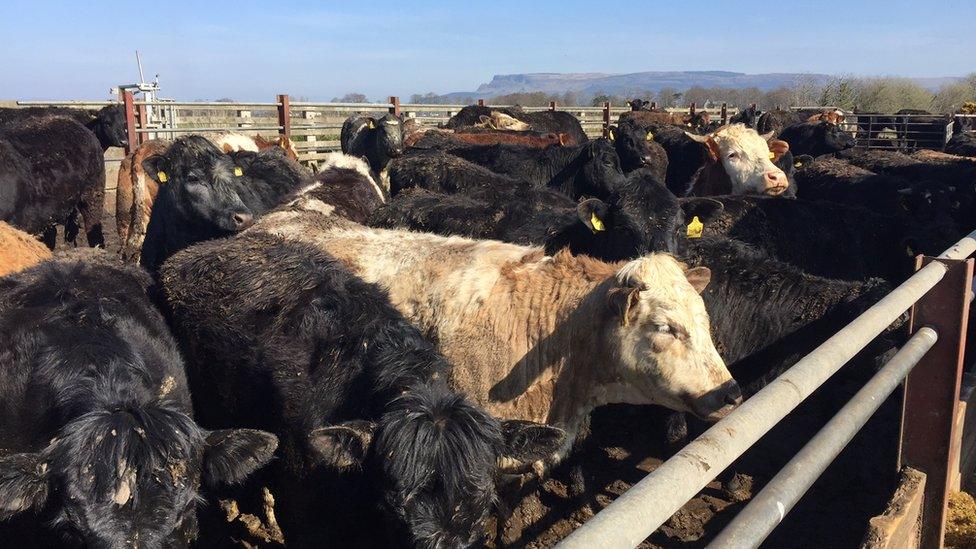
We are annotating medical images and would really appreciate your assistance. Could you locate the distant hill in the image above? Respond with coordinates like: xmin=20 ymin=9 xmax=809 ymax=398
xmin=436 ymin=71 xmax=962 ymax=102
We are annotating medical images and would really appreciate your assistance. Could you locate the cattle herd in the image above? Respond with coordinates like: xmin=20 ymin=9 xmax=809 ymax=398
xmin=1 ymin=99 xmax=975 ymax=548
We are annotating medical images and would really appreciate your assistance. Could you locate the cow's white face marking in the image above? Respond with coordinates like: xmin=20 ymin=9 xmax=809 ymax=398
xmin=691 ymin=124 xmax=789 ymax=196
xmin=607 ymin=255 xmax=734 ymax=418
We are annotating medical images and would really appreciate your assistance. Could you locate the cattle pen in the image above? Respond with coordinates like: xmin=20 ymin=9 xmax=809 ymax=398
xmin=558 ymin=229 xmax=976 ymax=548
xmin=5 ymin=96 xmax=976 ymax=547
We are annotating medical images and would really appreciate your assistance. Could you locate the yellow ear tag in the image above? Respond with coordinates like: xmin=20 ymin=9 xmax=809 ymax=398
xmin=687 ymin=216 xmax=703 ymax=239
xmin=608 ymin=129 xmax=615 ymax=141
xmin=794 ymin=161 xmax=802 ymax=168
xmin=906 ymin=246 xmax=914 ymax=257
xmin=234 ymin=166 xmax=243 ymax=177
xmin=769 ymin=151 xmax=776 ymax=160
xmin=590 ymin=213 xmax=605 ymax=232
xmin=367 ymin=119 xmax=376 ymax=129
xmin=645 ymin=132 xmax=654 ymax=141
xmin=157 ymin=171 xmax=168 ymax=183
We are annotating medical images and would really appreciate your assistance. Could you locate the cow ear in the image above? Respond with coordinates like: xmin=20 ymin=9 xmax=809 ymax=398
xmin=0 ymin=453 xmax=50 ymax=519
xmin=607 ymin=284 xmax=644 ymax=326
xmin=142 ymin=155 xmax=169 ymax=184
xmin=308 ymin=420 xmax=376 ymax=470
xmin=202 ymin=429 xmax=278 ymax=487
xmin=607 ymin=125 xmax=617 ymax=141
xmin=499 ymin=420 xmax=565 ymax=467
xmin=685 ymin=132 xmax=721 ymax=160
xmin=768 ymin=139 xmax=790 ymax=162
xmin=578 ymin=198 xmax=608 ymax=233
xmin=684 ymin=266 xmax=711 ymax=294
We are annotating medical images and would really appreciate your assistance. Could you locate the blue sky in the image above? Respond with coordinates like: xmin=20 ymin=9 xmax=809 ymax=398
xmin=1 ymin=0 xmax=973 ymax=101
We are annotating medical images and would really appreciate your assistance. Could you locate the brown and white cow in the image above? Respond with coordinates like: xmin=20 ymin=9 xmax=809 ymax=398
xmin=116 ymin=139 xmax=170 ymax=261
xmin=0 ymin=221 xmax=51 ymax=277
xmin=687 ymin=124 xmax=791 ymax=196
xmin=247 ymin=196 xmax=741 ymax=461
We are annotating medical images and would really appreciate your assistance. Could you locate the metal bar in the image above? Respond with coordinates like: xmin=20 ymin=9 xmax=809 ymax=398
xmin=901 ymin=256 xmax=973 ymax=548
xmin=136 ymin=100 xmax=148 ymax=145
xmin=122 ymin=91 xmax=137 ymax=155
xmin=134 ymin=126 xmax=283 ymax=133
xmin=556 ymin=261 xmax=950 ymax=549
xmin=708 ymin=327 xmax=940 ymax=549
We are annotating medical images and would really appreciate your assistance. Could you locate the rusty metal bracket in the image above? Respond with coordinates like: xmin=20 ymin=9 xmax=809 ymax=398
xmin=900 ymin=255 xmax=973 ymax=548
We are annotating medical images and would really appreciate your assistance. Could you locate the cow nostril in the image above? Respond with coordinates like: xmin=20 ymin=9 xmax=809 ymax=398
xmin=725 ymin=386 xmax=744 ymax=406
xmin=233 ymin=213 xmax=253 ymax=228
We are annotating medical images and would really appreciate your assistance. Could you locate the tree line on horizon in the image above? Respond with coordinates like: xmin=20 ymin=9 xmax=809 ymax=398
xmin=332 ymin=74 xmax=976 ymax=114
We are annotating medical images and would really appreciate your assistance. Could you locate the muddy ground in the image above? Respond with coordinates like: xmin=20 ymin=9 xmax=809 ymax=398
xmin=58 ymin=155 xmax=901 ymax=548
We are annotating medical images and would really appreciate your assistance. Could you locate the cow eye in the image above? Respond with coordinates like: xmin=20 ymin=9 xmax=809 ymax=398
xmin=727 ymin=152 xmax=738 ymax=160
xmin=654 ymin=323 xmax=673 ymax=335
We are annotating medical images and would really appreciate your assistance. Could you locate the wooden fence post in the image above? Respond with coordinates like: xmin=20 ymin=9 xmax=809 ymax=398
xmin=689 ymin=102 xmax=697 ymax=116
xmin=549 ymin=101 xmax=556 ymax=111
xmin=388 ymin=96 xmax=401 ymax=117
xmin=900 ymin=256 xmax=974 ymax=548
xmin=603 ymin=101 xmax=611 ymax=138
xmin=122 ymin=91 xmax=137 ymax=155
xmin=721 ymin=103 xmax=728 ymax=125
xmin=277 ymin=94 xmax=291 ymax=138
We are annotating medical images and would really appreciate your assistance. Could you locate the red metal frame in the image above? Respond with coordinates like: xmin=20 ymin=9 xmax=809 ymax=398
xmin=900 ymin=255 xmax=973 ymax=548
xmin=277 ymin=94 xmax=291 ymax=138
xmin=388 ymin=96 xmax=401 ymax=117
xmin=122 ymin=91 xmax=137 ymax=155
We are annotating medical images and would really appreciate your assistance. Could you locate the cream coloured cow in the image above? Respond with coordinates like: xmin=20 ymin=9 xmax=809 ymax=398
xmin=248 ymin=195 xmax=741 ymax=462
xmin=687 ymin=123 xmax=790 ymax=196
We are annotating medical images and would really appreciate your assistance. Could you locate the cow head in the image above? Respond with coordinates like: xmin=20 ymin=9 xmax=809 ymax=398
xmin=143 ymin=136 xmax=255 ymax=233
xmin=609 ymin=124 xmax=666 ymax=173
xmin=376 ymin=113 xmax=405 ymax=159
xmin=87 ymin=104 xmax=128 ymax=150
xmin=816 ymin=121 xmax=856 ymax=154
xmin=687 ymin=124 xmax=790 ymax=196
xmin=628 ymin=99 xmax=649 ymax=111
xmin=307 ymin=382 xmax=563 ymax=549
xmin=0 ymin=409 xmax=277 ymax=548
xmin=564 ymin=138 xmax=625 ymax=199
xmin=602 ymin=255 xmax=741 ymax=421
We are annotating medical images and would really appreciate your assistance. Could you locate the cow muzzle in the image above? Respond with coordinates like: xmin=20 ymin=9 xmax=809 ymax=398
xmin=685 ymin=380 xmax=743 ymax=422
xmin=763 ymin=170 xmax=789 ymax=196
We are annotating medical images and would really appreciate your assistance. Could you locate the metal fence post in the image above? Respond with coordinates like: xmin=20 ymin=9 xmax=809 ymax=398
xmin=603 ymin=101 xmax=611 ymax=138
xmin=388 ymin=96 xmax=401 ymax=117
xmin=721 ymin=102 xmax=728 ymax=125
xmin=900 ymin=255 xmax=973 ymax=548
xmin=277 ymin=94 xmax=291 ymax=138
xmin=122 ymin=91 xmax=137 ymax=154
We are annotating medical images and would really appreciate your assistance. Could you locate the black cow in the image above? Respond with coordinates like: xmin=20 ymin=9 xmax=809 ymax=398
xmin=388 ymin=150 xmax=529 ymax=197
xmin=946 ymin=132 xmax=976 ymax=157
xmin=0 ymin=105 xmax=127 ymax=150
xmin=443 ymin=105 xmax=588 ymax=146
xmin=795 ymin=155 xmax=953 ymax=221
xmin=637 ymin=123 xmax=712 ymax=197
xmin=340 ymin=114 xmax=404 ymax=176
xmin=608 ymin=123 xmax=669 ymax=179
xmin=226 ymin=146 xmax=310 ymax=213
xmin=373 ymin=167 xmax=683 ymax=260
xmin=729 ymin=105 xmax=761 ymax=128
xmin=139 ymin=136 xmax=256 ymax=276
xmin=0 ymin=251 xmax=276 ymax=548
xmin=778 ymin=121 xmax=856 ymax=157
xmin=0 ymin=115 xmax=105 ymax=248
xmin=679 ymin=195 xmax=959 ymax=281
xmin=756 ymin=108 xmax=806 ymax=136
xmin=160 ymin=234 xmax=563 ymax=548
xmin=440 ymin=138 xmax=626 ymax=200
